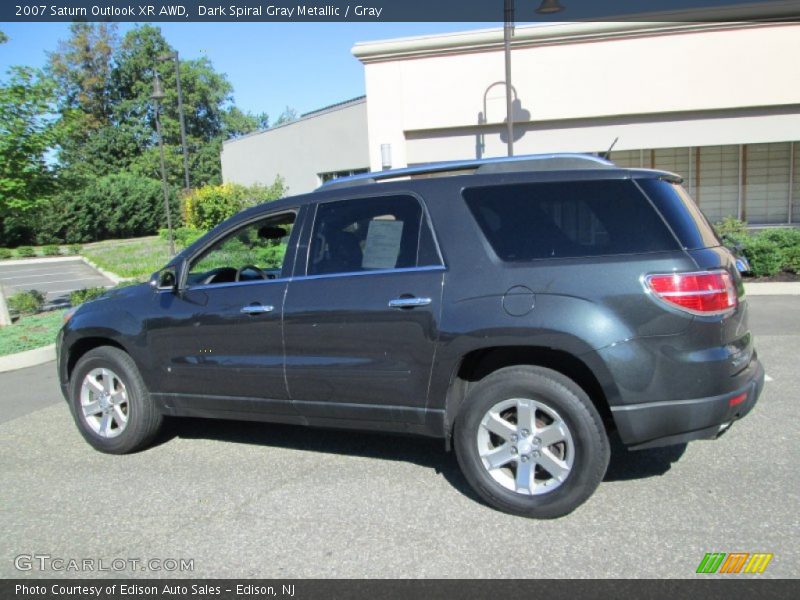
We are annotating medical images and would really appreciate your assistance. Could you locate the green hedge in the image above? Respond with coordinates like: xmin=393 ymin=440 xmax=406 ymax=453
xmin=40 ymin=173 xmax=179 ymax=244
xmin=714 ymin=219 xmax=800 ymax=277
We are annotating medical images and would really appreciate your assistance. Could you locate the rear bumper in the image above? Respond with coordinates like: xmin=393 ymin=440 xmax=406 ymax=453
xmin=611 ymin=357 xmax=764 ymax=450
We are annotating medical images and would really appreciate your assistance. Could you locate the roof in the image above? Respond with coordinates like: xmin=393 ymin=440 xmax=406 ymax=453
xmin=223 ymin=96 xmax=366 ymax=145
xmin=301 ymin=96 xmax=366 ymax=118
xmin=352 ymin=4 xmax=800 ymax=63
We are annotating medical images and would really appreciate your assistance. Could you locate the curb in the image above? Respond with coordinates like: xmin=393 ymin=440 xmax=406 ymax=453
xmin=0 ymin=344 xmax=55 ymax=373
xmin=744 ymin=282 xmax=800 ymax=296
xmin=0 ymin=256 xmax=83 ymax=267
xmin=79 ymin=256 xmax=133 ymax=285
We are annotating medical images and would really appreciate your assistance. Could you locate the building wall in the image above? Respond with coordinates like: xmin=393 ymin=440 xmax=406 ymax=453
xmin=355 ymin=21 xmax=800 ymax=224
xmin=221 ymin=99 xmax=369 ymax=195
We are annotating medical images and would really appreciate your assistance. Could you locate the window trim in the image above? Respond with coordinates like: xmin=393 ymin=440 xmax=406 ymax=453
xmin=302 ymin=190 xmax=445 ymax=278
xmin=181 ymin=208 xmax=300 ymax=291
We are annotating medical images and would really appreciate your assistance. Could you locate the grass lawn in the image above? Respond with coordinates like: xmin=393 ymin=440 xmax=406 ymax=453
xmin=0 ymin=310 xmax=66 ymax=356
xmin=81 ymin=236 xmax=173 ymax=279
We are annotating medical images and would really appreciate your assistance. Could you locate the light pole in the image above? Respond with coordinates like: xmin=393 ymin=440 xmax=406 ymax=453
xmin=158 ymin=51 xmax=191 ymax=191
xmin=503 ymin=0 xmax=565 ymax=157
xmin=503 ymin=0 xmax=515 ymax=157
xmin=151 ymin=72 xmax=176 ymax=256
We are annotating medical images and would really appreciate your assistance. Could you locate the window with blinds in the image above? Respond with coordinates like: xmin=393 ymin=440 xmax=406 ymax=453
xmin=654 ymin=147 xmax=695 ymax=196
xmin=745 ymin=142 xmax=791 ymax=225
xmin=608 ymin=143 xmax=796 ymax=225
xmin=609 ymin=150 xmax=642 ymax=168
xmin=696 ymin=145 xmax=740 ymax=225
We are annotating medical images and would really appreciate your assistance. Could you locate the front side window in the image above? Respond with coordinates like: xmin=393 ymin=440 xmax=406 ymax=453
xmin=307 ymin=195 xmax=440 ymax=276
xmin=187 ymin=212 xmax=295 ymax=286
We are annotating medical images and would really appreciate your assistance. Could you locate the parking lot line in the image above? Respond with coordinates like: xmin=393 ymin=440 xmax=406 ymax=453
xmin=0 ymin=271 xmax=93 ymax=280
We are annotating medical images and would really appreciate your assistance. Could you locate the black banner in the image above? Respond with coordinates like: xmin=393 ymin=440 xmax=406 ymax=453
xmin=3 ymin=0 xmax=800 ymax=22
xmin=4 ymin=579 xmax=800 ymax=600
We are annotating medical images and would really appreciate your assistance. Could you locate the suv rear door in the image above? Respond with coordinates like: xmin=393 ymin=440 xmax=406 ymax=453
xmin=283 ymin=192 xmax=444 ymax=426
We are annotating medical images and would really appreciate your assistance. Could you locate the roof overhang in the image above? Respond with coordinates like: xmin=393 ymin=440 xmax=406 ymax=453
xmin=352 ymin=1 xmax=800 ymax=63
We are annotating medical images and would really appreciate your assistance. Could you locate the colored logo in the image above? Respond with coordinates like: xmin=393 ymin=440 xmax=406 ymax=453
xmin=696 ymin=552 xmax=773 ymax=574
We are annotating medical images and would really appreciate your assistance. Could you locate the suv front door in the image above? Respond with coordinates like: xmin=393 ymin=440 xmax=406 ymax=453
xmin=283 ymin=193 xmax=444 ymax=426
xmin=147 ymin=209 xmax=301 ymax=418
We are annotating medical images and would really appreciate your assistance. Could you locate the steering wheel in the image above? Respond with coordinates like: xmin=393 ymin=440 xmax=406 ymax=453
xmin=236 ymin=264 xmax=268 ymax=282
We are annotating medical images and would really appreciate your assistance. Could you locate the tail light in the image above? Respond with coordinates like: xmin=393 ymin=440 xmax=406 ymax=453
xmin=644 ymin=270 xmax=738 ymax=316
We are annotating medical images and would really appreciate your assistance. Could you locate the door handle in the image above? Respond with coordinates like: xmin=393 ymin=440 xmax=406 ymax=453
xmin=388 ymin=296 xmax=432 ymax=308
xmin=241 ymin=304 xmax=275 ymax=315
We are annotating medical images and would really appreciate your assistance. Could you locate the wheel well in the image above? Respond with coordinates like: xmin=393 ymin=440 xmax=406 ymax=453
xmin=66 ymin=337 xmax=127 ymax=381
xmin=448 ymin=346 xmax=614 ymax=432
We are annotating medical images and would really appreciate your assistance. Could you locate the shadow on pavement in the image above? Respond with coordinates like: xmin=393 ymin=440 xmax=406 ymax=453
xmin=161 ymin=418 xmax=686 ymax=499
xmin=603 ymin=435 xmax=687 ymax=482
xmin=165 ymin=417 xmax=479 ymax=500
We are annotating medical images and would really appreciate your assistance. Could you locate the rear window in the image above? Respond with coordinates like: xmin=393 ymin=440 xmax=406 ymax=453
xmin=463 ymin=180 xmax=679 ymax=261
xmin=637 ymin=179 xmax=722 ymax=250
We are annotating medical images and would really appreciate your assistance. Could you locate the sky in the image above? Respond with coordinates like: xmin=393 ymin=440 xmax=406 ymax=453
xmin=0 ymin=21 xmax=498 ymax=122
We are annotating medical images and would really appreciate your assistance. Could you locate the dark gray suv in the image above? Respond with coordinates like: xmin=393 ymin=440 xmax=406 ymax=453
xmin=57 ymin=153 xmax=764 ymax=518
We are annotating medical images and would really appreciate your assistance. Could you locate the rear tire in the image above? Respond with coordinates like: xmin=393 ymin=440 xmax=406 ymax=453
xmin=455 ymin=365 xmax=609 ymax=518
xmin=68 ymin=346 xmax=162 ymax=454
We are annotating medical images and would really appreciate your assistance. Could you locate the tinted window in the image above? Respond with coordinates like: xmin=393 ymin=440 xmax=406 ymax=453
xmin=308 ymin=195 xmax=440 ymax=276
xmin=638 ymin=179 xmax=722 ymax=250
xmin=187 ymin=212 xmax=295 ymax=286
xmin=463 ymin=180 xmax=679 ymax=261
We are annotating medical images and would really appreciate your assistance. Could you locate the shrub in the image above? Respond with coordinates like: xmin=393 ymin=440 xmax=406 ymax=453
xmin=42 ymin=244 xmax=60 ymax=256
xmin=756 ymin=227 xmax=800 ymax=249
xmin=783 ymin=245 xmax=800 ymax=274
xmin=741 ymin=237 xmax=783 ymax=277
xmin=714 ymin=217 xmax=748 ymax=245
xmin=160 ymin=226 xmax=206 ymax=249
xmin=15 ymin=246 xmax=35 ymax=257
xmin=0 ymin=248 xmax=11 ymax=260
xmin=183 ymin=179 xmax=286 ymax=230
xmin=69 ymin=287 xmax=107 ymax=307
xmin=66 ymin=244 xmax=82 ymax=255
xmin=54 ymin=173 xmax=178 ymax=243
xmin=7 ymin=290 xmax=45 ymax=314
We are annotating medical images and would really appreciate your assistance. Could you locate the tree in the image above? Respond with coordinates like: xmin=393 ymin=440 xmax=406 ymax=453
xmin=273 ymin=106 xmax=298 ymax=127
xmin=224 ymin=107 xmax=269 ymax=138
xmin=0 ymin=67 xmax=55 ymax=237
xmin=50 ymin=24 xmax=264 ymax=187
xmin=47 ymin=23 xmax=117 ymax=183
xmin=0 ymin=31 xmax=8 ymax=44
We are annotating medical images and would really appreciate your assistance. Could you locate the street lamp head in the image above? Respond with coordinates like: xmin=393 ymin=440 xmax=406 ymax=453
xmin=535 ymin=0 xmax=565 ymax=14
xmin=157 ymin=51 xmax=178 ymax=62
xmin=150 ymin=72 xmax=166 ymax=101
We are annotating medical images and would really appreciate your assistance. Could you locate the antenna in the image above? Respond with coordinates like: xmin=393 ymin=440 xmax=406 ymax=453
xmin=601 ymin=137 xmax=619 ymax=160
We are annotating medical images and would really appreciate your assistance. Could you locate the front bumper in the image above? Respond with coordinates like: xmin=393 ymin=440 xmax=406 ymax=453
xmin=610 ymin=357 xmax=764 ymax=450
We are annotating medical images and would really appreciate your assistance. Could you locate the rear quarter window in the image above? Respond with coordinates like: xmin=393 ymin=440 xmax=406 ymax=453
xmin=463 ymin=179 xmax=679 ymax=261
xmin=636 ymin=178 xmax=722 ymax=250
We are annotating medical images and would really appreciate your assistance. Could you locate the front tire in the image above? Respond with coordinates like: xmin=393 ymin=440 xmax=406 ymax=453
xmin=455 ymin=366 xmax=609 ymax=518
xmin=68 ymin=346 xmax=163 ymax=454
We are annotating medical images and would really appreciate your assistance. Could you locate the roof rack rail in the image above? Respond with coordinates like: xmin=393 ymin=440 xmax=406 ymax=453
xmin=315 ymin=153 xmax=615 ymax=191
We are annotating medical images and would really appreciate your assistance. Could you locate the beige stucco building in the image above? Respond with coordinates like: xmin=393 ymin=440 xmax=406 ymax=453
xmin=221 ymin=96 xmax=369 ymax=195
xmin=355 ymin=20 xmax=800 ymax=225
xmin=223 ymin=20 xmax=800 ymax=224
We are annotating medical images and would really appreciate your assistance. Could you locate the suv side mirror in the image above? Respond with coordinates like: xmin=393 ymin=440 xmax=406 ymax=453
xmin=723 ymin=242 xmax=751 ymax=274
xmin=151 ymin=265 xmax=178 ymax=291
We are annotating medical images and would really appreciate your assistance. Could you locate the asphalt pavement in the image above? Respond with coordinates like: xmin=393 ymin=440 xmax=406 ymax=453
xmin=0 ymin=296 xmax=797 ymax=578
xmin=0 ymin=258 xmax=115 ymax=305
